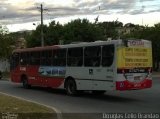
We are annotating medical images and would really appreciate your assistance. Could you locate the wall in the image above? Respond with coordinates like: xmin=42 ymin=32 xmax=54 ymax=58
xmin=0 ymin=59 xmax=10 ymax=72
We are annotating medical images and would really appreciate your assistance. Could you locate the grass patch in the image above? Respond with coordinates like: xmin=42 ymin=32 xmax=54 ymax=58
xmin=0 ymin=93 xmax=56 ymax=119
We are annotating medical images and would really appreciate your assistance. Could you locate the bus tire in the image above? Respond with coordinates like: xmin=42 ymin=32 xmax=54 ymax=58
xmin=66 ymin=79 xmax=77 ymax=95
xmin=92 ymin=90 xmax=106 ymax=95
xmin=22 ymin=75 xmax=31 ymax=89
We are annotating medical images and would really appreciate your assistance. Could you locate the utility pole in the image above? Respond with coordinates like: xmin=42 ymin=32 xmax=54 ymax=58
xmin=40 ymin=4 xmax=44 ymax=47
xmin=37 ymin=4 xmax=48 ymax=46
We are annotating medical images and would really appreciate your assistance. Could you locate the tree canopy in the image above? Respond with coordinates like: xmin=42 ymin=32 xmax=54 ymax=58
xmin=26 ymin=19 xmax=104 ymax=47
xmin=0 ymin=25 xmax=13 ymax=59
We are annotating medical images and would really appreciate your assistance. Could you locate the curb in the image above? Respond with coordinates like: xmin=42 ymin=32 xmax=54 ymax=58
xmin=0 ymin=92 xmax=63 ymax=119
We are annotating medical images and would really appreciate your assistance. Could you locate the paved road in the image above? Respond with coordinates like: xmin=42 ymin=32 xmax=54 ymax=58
xmin=0 ymin=78 xmax=159 ymax=114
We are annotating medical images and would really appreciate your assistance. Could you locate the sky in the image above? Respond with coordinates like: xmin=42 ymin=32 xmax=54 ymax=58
xmin=0 ymin=0 xmax=160 ymax=32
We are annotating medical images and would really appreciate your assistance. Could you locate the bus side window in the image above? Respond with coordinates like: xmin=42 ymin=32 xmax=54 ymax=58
xmin=102 ymin=45 xmax=114 ymax=67
xmin=41 ymin=50 xmax=52 ymax=66
xmin=20 ymin=52 xmax=29 ymax=65
xmin=30 ymin=51 xmax=40 ymax=65
xmin=84 ymin=46 xmax=101 ymax=67
xmin=53 ymin=49 xmax=66 ymax=66
xmin=67 ymin=48 xmax=83 ymax=66
xmin=10 ymin=53 xmax=19 ymax=70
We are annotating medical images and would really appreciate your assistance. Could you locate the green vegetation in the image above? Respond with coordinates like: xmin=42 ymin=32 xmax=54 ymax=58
xmin=0 ymin=93 xmax=56 ymax=119
xmin=0 ymin=19 xmax=160 ymax=70
xmin=0 ymin=25 xmax=14 ymax=59
xmin=26 ymin=19 xmax=104 ymax=46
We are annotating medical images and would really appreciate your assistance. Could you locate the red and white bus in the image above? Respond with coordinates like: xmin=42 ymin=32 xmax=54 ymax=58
xmin=10 ymin=39 xmax=152 ymax=95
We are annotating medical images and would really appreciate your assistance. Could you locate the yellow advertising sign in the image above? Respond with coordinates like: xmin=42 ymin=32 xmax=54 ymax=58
xmin=117 ymin=47 xmax=152 ymax=68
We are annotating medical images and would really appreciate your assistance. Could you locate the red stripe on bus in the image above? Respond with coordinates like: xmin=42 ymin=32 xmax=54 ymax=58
xmin=11 ymin=66 xmax=65 ymax=88
xmin=116 ymin=79 xmax=152 ymax=91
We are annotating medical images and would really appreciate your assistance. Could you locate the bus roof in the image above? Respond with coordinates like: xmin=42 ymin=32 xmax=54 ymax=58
xmin=13 ymin=39 xmax=150 ymax=53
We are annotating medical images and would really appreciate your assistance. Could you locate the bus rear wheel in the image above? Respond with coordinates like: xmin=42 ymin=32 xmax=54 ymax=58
xmin=66 ymin=79 xmax=77 ymax=95
xmin=22 ymin=76 xmax=30 ymax=89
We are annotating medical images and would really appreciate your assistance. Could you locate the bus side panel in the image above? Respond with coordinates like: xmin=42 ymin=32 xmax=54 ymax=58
xmin=11 ymin=65 xmax=65 ymax=88
xmin=91 ymin=67 xmax=115 ymax=91
xmin=66 ymin=67 xmax=115 ymax=91
xmin=26 ymin=65 xmax=41 ymax=86
xmin=37 ymin=66 xmax=65 ymax=88
xmin=47 ymin=78 xmax=64 ymax=88
xmin=35 ymin=76 xmax=64 ymax=88
xmin=11 ymin=66 xmax=21 ymax=83
xmin=66 ymin=67 xmax=93 ymax=90
xmin=11 ymin=65 xmax=40 ymax=85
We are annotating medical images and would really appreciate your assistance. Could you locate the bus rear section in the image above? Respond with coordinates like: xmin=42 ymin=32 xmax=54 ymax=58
xmin=116 ymin=40 xmax=152 ymax=90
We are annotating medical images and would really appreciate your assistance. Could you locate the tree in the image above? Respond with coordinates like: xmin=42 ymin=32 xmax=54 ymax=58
xmin=27 ymin=22 xmax=64 ymax=47
xmin=98 ymin=21 xmax=123 ymax=40
xmin=150 ymin=23 xmax=160 ymax=70
xmin=63 ymin=19 xmax=104 ymax=43
xmin=26 ymin=24 xmax=48 ymax=47
xmin=26 ymin=19 xmax=105 ymax=47
xmin=0 ymin=25 xmax=13 ymax=59
xmin=46 ymin=21 xmax=64 ymax=45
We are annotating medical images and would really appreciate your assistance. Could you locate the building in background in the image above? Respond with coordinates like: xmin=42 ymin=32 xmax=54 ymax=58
xmin=0 ymin=59 xmax=9 ymax=72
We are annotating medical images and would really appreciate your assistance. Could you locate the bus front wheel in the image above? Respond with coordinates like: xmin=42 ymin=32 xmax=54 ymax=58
xmin=22 ymin=76 xmax=30 ymax=89
xmin=66 ymin=79 xmax=77 ymax=95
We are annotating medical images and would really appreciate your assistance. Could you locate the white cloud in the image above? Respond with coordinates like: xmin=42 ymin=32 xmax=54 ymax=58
xmin=108 ymin=0 xmax=118 ymax=3
xmin=0 ymin=0 xmax=159 ymax=32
